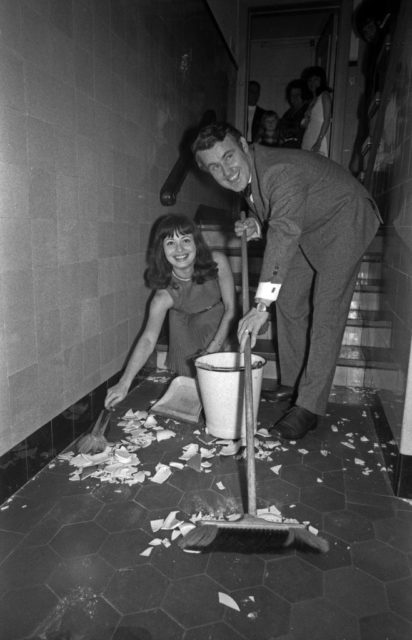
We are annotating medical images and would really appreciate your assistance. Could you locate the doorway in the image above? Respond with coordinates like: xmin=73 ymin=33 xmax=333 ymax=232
xmin=247 ymin=3 xmax=340 ymax=156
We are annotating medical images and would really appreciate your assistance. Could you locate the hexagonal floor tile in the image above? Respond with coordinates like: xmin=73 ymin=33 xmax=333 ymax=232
xmin=104 ymin=565 xmax=169 ymax=614
xmin=162 ymin=574 xmax=223 ymax=628
xmin=324 ymin=509 xmax=374 ymax=543
xmin=0 ymin=495 xmax=55 ymax=534
xmin=280 ymin=463 xmax=320 ymax=488
xmin=47 ymin=554 xmax=114 ymax=597
xmin=113 ymin=610 xmax=184 ymax=639
xmin=20 ymin=515 xmax=61 ymax=547
xmin=352 ymin=539 xmax=410 ymax=582
xmin=207 ymin=551 xmax=265 ymax=591
xmin=183 ymin=621 xmax=248 ymax=639
xmin=48 ymin=493 xmax=103 ymax=524
xmin=304 ymin=450 xmax=343 ymax=473
xmin=50 ymin=521 xmax=107 ymax=558
xmin=386 ymin=576 xmax=412 ymax=623
xmin=289 ymin=596 xmax=359 ymax=640
xmin=93 ymin=483 xmax=138 ymax=503
xmin=255 ymin=476 xmax=300 ymax=507
xmin=99 ymin=529 xmax=153 ymax=569
xmin=34 ymin=587 xmax=120 ymax=640
xmin=324 ymin=566 xmax=387 ymax=617
xmin=360 ymin=611 xmax=412 ymax=640
xmin=265 ymin=556 xmax=323 ymax=602
xmin=150 ymin=540 xmax=209 ymax=579
xmin=302 ymin=535 xmax=352 ymax=571
xmin=0 ymin=585 xmax=58 ymax=640
xmin=223 ymin=585 xmax=291 ymax=639
xmin=374 ymin=516 xmax=412 ymax=553
xmin=1 ymin=543 xmax=60 ymax=590
xmin=135 ymin=483 xmax=183 ymax=511
xmin=301 ymin=484 xmax=345 ymax=513
xmin=95 ymin=501 xmax=146 ymax=533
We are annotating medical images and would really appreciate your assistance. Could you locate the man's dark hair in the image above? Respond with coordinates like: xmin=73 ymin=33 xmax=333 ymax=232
xmin=248 ymin=80 xmax=261 ymax=91
xmin=191 ymin=122 xmax=243 ymax=156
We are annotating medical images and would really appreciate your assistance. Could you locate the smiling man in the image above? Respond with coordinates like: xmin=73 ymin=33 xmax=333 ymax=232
xmin=192 ymin=122 xmax=382 ymax=440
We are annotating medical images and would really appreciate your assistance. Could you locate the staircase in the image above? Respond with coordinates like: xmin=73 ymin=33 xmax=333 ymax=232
xmin=188 ymin=206 xmax=403 ymax=395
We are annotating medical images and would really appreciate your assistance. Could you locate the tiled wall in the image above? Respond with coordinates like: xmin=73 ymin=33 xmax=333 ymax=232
xmin=369 ymin=0 xmax=412 ymax=449
xmin=0 ymin=0 xmax=237 ymax=459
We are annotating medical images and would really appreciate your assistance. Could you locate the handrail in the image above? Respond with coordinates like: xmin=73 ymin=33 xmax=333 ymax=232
xmin=160 ymin=109 xmax=216 ymax=206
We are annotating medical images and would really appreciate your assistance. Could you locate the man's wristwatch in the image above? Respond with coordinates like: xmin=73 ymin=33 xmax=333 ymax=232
xmin=253 ymin=300 xmax=269 ymax=312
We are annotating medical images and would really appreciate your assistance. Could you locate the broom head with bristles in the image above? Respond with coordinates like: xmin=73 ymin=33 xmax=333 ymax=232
xmin=76 ymin=409 xmax=111 ymax=454
xmin=178 ymin=514 xmax=329 ymax=553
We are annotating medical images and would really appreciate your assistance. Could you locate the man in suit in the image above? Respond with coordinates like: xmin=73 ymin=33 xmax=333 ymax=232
xmin=192 ymin=122 xmax=381 ymax=440
xmin=247 ymin=81 xmax=265 ymax=143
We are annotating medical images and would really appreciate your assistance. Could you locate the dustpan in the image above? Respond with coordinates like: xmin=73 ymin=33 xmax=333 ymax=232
xmin=150 ymin=375 xmax=202 ymax=424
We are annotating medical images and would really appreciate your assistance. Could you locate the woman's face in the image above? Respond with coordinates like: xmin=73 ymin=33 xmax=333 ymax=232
xmin=163 ymin=232 xmax=196 ymax=271
xmin=307 ymin=75 xmax=321 ymax=95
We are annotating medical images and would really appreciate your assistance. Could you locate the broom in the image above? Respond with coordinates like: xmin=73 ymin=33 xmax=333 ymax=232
xmin=179 ymin=212 xmax=329 ymax=553
xmin=76 ymin=408 xmax=112 ymax=454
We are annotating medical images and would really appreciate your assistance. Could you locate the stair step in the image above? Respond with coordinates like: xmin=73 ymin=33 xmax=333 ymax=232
xmin=254 ymin=340 xmax=396 ymax=367
xmin=252 ymin=340 xmax=402 ymax=393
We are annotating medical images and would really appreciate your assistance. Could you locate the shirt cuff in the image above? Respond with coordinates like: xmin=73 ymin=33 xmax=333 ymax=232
xmin=255 ymin=282 xmax=282 ymax=301
xmin=249 ymin=218 xmax=261 ymax=240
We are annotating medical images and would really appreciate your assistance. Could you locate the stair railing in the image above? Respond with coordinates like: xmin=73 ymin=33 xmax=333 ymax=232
xmin=160 ymin=109 xmax=216 ymax=206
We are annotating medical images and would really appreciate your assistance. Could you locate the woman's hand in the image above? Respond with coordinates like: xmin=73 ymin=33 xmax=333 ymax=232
xmin=237 ymin=308 xmax=269 ymax=351
xmin=105 ymin=380 xmax=130 ymax=410
xmin=311 ymin=139 xmax=322 ymax=152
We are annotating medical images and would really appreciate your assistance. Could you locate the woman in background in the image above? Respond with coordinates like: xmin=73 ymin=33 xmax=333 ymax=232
xmin=105 ymin=214 xmax=236 ymax=408
xmin=277 ymin=79 xmax=310 ymax=149
xmin=301 ymin=66 xmax=332 ymax=156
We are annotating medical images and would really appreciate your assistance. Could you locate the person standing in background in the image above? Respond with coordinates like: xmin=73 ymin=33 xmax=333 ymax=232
xmin=277 ymin=79 xmax=310 ymax=149
xmin=255 ymin=110 xmax=280 ymax=147
xmin=301 ymin=66 xmax=332 ymax=156
xmin=246 ymin=80 xmax=265 ymax=143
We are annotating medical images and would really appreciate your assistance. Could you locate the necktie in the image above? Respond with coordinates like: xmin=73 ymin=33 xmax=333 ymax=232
xmin=242 ymin=183 xmax=252 ymax=199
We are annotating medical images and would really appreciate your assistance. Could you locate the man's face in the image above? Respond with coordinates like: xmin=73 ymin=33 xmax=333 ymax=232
xmin=195 ymin=135 xmax=252 ymax=193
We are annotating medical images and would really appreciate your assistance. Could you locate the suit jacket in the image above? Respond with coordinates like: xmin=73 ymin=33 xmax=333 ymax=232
xmin=247 ymin=145 xmax=382 ymax=285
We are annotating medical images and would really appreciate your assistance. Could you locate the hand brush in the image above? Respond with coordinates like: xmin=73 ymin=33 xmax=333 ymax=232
xmin=76 ymin=408 xmax=112 ymax=454
xmin=179 ymin=213 xmax=329 ymax=554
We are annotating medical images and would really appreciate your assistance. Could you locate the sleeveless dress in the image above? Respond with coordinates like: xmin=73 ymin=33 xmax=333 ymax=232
xmin=166 ymin=275 xmax=224 ymax=376
xmin=301 ymin=93 xmax=329 ymax=156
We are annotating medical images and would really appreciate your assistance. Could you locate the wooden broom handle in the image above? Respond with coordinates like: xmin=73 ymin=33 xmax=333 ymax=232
xmin=240 ymin=211 xmax=257 ymax=516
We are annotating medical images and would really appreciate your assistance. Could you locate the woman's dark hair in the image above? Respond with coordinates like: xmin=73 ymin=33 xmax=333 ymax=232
xmin=301 ymin=66 xmax=331 ymax=96
xmin=285 ymin=78 xmax=311 ymax=105
xmin=191 ymin=121 xmax=242 ymax=156
xmin=145 ymin=214 xmax=218 ymax=289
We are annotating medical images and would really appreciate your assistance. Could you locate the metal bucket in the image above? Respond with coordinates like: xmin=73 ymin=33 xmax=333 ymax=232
xmin=195 ymin=352 xmax=266 ymax=439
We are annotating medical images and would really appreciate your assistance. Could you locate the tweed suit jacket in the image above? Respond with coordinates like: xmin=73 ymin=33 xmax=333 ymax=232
xmin=246 ymin=145 xmax=382 ymax=286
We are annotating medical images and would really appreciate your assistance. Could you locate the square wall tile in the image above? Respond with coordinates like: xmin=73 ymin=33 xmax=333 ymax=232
xmin=5 ymin=315 xmax=37 ymax=376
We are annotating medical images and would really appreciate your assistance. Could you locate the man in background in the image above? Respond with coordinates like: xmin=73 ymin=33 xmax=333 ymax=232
xmin=247 ymin=80 xmax=265 ymax=143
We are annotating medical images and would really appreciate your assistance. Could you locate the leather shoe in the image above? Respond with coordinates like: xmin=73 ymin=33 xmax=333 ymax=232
xmin=261 ymin=384 xmax=294 ymax=402
xmin=271 ymin=405 xmax=318 ymax=440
